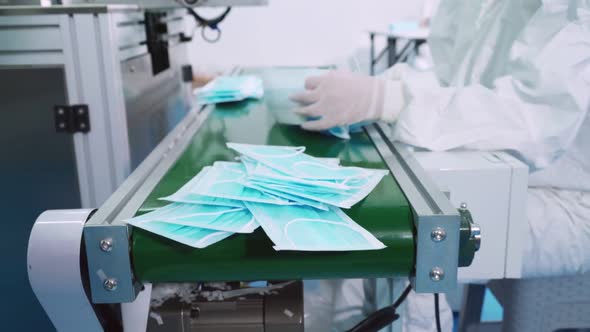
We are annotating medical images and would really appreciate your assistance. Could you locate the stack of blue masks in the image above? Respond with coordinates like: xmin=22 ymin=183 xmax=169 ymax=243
xmin=196 ymin=75 xmax=264 ymax=105
xmin=125 ymin=143 xmax=388 ymax=251
xmin=125 ymin=203 xmax=258 ymax=248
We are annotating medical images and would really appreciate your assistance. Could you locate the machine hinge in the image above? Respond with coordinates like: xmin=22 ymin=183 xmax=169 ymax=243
xmin=54 ymin=105 xmax=91 ymax=133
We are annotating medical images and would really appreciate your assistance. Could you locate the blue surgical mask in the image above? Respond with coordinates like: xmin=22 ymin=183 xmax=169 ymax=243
xmin=244 ymin=202 xmax=385 ymax=251
xmin=239 ymin=154 xmax=388 ymax=208
xmin=241 ymin=155 xmax=340 ymax=177
xmin=165 ymin=208 xmax=259 ymax=233
xmin=242 ymin=181 xmax=329 ymax=211
xmin=160 ymin=192 xmax=245 ymax=208
xmin=188 ymin=163 xmax=295 ymax=205
xmin=247 ymin=161 xmax=352 ymax=191
xmin=160 ymin=169 xmax=245 ymax=208
xmin=327 ymin=126 xmax=351 ymax=140
xmin=125 ymin=202 xmax=243 ymax=224
xmin=227 ymin=142 xmax=380 ymax=181
xmin=326 ymin=121 xmax=374 ymax=139
xmin=245 ymin=178 xmax=380 ymax=209
xmin=127 ymin=220 xmax=233 ymax=249
xmin=197 ymin=76 xmax=264 ymax=105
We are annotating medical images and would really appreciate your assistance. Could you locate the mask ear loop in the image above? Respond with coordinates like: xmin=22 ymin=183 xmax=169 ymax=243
xmin=124 ymin=203 xmax=184 ymax=222
xmin=194 ymin=230 xmax=231 ymax=248
xmin=215 ymin=164 xmax=294 ymax=205
xmin=240 ymin=214 xmax=259 ymax=233
xmin=283 ymin=218 xmax=379 ymax=250
xmin=243 ymin=146 xmax=306 ymax=159
xmin=169 ymin=207 xmax=244 ymax=221
xmin=210 ymin=164 xmax=246 ymax=185
xmin=291 ymin=161 xmax=372 ymax=180
xmin=340 ymin=176 xmax=370 ymax=189
xmin=139 ymin=206 xmax=244 ymax=223
xmin=251 ymin=164 xmax=351 ymax=190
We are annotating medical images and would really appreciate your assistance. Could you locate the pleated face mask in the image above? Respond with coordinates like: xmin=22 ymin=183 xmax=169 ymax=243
xmin=239 ymin=153 xmax=389 ymax=209
xmin=125 ymin=202 xmax=258 ymax=233
xmin=127 ymin=220 xmax=233 ymax=249
xmin=197 ymin=76 xmax=264 ymax=105
xmin=227 ymin=142 xmax=380 ymax=181
xmin=241 ymin=155 xmax=350 ymax=191
xmin=185 ymin=163 xmax=294 ymax=205
xmin=244 ymin=202 xmax=385 ymax=251
xmin=160 ymin=168 xmax=245 ymax=208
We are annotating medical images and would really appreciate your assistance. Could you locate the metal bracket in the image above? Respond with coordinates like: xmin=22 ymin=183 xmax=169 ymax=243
xmin=366 ymin=123 xmax=462 ymax=293
xmin=54 ymin=105 xmax=90 ymax=133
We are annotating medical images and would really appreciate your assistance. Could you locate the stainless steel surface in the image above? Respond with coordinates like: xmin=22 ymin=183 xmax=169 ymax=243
xmin=0 ymin=0 xmax=267 ymax=15
xmin=429 ymin=267 xmax=445 ymax=282
xmin=147 ymin=281 xmax=303 ymax=332
xmin=366 ymin=123 xmax=461 ymax=293
xmin=104 ymin=278 xmax=118 ymax=291
xmin=0 ymin=4 xmax=138 ymax=15
xmin=264 ymin=281 xmax=304 ymax=332
xmin=0 ymin=0 xmax=42 ymax=4
xmin=100 ymin=238 xmax=114 ymax=252
xmin=431 ymin=227 xmax=447 ymax=242
xmin=122 ymin=39 xmax=191 ymax=169
xmin=471 ymin=224 xmax=482 ymax=251
xmin=85 ymin=222 xmax=140 ymax=303
xmin=459 ymin=201 xmax=481 ymax=251
xmin=0 ymin=67 xmax=81 ymax=331
xmin=68 ymin=0 xmax=268 ymax=7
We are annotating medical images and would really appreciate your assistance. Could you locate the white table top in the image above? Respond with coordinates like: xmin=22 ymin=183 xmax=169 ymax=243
xmin=369 ymin=27 xmax=430 ymax=40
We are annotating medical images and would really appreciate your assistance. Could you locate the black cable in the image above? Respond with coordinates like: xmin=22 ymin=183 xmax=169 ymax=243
xmin=175 ymin=0 xmax=232 ymax=43
xmin=186 ymin=6 xmax=231 ymax=43
xmin=434 ymin=293 xmax=442 ymax=332
xmin=345 ymin=283 xmax=412 ymax=332
xmin=186 ymin=6 xmax=231 ymax=30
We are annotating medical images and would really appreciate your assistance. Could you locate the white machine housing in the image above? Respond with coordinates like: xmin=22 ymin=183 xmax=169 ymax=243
xmin=415 ymin=150 xmax=528 ymax=280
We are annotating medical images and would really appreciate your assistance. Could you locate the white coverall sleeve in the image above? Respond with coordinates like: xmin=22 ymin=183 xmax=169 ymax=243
xmin=391 ymin=4 xmax=590 ymax=170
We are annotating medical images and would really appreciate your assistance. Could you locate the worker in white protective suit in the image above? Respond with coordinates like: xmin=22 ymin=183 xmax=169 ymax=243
xmin=413 ymin=0 xmax=440 ymax=70
xmin=420 ymin=0 xmax=440 ymax=27
xmin=291 ymin=0 xmax=590 ymax=331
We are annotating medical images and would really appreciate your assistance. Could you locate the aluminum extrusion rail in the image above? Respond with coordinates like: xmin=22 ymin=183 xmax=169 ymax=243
xmin=366 ymin=123 xmax=462 ymax=293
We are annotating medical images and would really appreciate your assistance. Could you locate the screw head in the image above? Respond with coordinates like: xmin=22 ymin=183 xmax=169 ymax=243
xmin=99 ymin=238 xmax=113 ymax=252
xmin=460 ymin=202 xmax=468 ymax=210
xmin=80 ymin=123 xmax=86 ymax=129
xmin=77 ymin=108 xmax=84 ymax=115
xmin=431 ymin=227 xmax=447 ymax=242
xmin=57 ymin=108 xmax=64 ymax=115
xmin=58 ymin=122 xmax=66 ymax=128
xmin=429 ymin=267 xmax=445 ymax=282
xmin=103 ymin=278 xmax=118 ymax=291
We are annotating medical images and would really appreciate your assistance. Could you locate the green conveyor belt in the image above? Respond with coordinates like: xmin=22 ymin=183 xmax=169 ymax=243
xmin=131 ymin=67 xmax=415 ymax=282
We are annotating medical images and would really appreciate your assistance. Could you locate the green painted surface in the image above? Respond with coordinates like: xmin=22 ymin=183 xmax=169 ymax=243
xmin=131 ymin=68 xmax=415 ymax=282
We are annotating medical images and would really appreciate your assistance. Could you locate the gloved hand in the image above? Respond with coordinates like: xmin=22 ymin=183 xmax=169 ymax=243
xmin=289 ymin=70 xmax=404 ymax=131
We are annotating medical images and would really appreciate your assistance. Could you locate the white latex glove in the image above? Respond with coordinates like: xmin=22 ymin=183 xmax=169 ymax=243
xmin=289 ymin=70 xmax=404 ymax=131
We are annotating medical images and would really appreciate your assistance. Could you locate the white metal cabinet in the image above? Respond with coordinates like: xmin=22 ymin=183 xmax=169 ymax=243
xmin=415 ymin=151 xmax=528 ymax=280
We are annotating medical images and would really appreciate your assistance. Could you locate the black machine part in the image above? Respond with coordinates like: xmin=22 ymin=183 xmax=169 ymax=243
xmin=147 ymin=281 xmax=304 ymax=332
